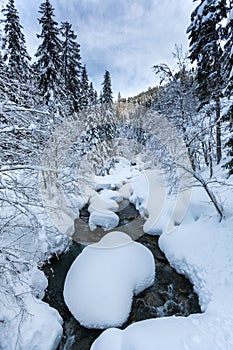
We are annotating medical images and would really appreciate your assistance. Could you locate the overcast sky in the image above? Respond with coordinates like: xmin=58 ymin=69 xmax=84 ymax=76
xmin=2 ymin=0 xmax=196 ymax=98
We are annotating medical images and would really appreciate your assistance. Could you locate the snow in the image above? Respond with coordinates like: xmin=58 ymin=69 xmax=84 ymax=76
xmin=17 ymin=296 xmax=63 ymax=350
xmin=91 ymin=314 xmax=233 ymax=350
xmin=0 ymin=167 xmax=69 ymax=350
xmin=88 ymin=193 xmax=120 ymax=230
xmin=130 ymin=169 xmax=166 ymax=232
xmin=0 ymin=266 xmax=63 ymax=350
xmin=159 ymin=217 xmax=233 ymax=315
xmin=89 ymin=210 xmax=119 ymax=230
xmin=93 ymin=162 xmax=191 ymax=234
xmin=63 ymin=231 xmax=155 ymax=328
xmin=3 ymin=151 xmax=233 ymax=349
xmin=90 ymin=183 xmax=233 ymax=350
xmin=87 ymin=159 xmax=142 ymax=230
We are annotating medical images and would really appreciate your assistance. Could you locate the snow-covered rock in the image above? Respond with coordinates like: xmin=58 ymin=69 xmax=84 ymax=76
xmin=63 ymin=231 xmax=155 ymax=328
xmin=89 ymin=210 xmax=119 ymax=230
xmin=88 ymin=193 xmax=120 ymax=230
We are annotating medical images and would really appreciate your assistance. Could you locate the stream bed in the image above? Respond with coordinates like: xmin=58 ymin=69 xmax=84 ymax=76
xmin=43 ymin=203 xmax=201 ymax=350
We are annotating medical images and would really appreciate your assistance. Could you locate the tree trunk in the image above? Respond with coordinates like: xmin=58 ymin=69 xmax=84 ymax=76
xmin=216 ymin=96 xmax=222 ymax=164
xmin=193 ymin=171 xmax=224 ymax=221
xmin=208 ymin=141 xmax=213 ymax=178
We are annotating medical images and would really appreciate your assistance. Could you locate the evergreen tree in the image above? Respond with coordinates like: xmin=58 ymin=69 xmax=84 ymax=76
xmin=222 ymin=5 xmax=233 ymax=175
xmin=80 ymin=65 xmax=89 ymax=109
xmin=60 ymin=21 xmax=82 ymax=111
xmin=99 ymin=90 xmax=103 ymax=105
xmin=88 ymin=82 xmax=97 ymax=106
xmin=222 ymin=5 xmax=233 ymax=101
xmin=94 ymin=90 xmax=98 ymax=105
xmin=0 ymin=52 xmax=8 ymax=101
xmin=102 ymin=70 xmax=113 ymax=105
xmin=224 ymin=127 xmax=233 ymax=176
xmin=1 ymin=0 xmax=31 ymax=81
xmin=34 ymin=0 xmax=63 ymax=105
xmin=187 ymin=0 xmax=228 ymax=164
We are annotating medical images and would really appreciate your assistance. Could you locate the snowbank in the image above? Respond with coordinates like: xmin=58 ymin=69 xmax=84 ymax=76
xmin=159 ymin=217 xmax=233 ymax=314
xmin=90 ymin=213 xmax=233 ymax=350
xmin=130 ymin=169 xmax=166 ymax=233
xmin=0 ymin=267 xmax=63 ymax=350
xmin=63 ymin=231 xmax=155 ymax=328
xmin=18 ymin=296 xmax=63 ymax=350
xmin=91 ymin=313 xmax=233 ymax=350
xmin=93 ymin=161 xmax=192 ymax=234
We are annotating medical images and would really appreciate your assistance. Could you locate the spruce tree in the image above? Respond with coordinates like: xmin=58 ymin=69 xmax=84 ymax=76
xmin=101 ymin=70 xmax=115 ymax=145
xmin=1 ymin=0 xmax=31 ymax=81
xmin=187 ymin=0 xmax=228 ymax=164
xmin=0 ymin=52 xmax=8 ymax=101
xmin=88 ymin=82 xmax=97 ymax=106
xmin=80 ymin=65 xmax=89 ymax=109
xmin=222 ymin=6 xmax=233 ymax=101
xmin=222 ymin=5 xmax=233 ymax=175
xmin=60 ymin=21 xmax=82 ymax=111
xmin=102 ymin=70 xmax=113 ymax=105
xmin=34 ymin=0 xmax=63 ymax=105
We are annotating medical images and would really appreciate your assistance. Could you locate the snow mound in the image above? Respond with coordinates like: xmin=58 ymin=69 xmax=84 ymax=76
xmin=91 ymin=231 xmax=132 ymax=248
xmin=91 ymin=313 xmax=233 ymax=350
xmin=89 ymin=210 xmax=119 ymax=230
xmin=63 ymin=231 xmax=155 ymax=328
xmin=88 ymin=192 xmax=120 ymax=230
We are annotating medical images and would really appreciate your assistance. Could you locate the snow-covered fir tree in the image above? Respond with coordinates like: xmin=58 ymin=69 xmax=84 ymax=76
xmin=80 ymin=65 xmax=89 ymax=109
xmin=88 ymin=82 xmax=98 ymax=107
xmin=222 ymin=3 xmax=233 ymax=175
xmin=0 ymin=52 xmax=8 ymax=100
xmin=222 ymin=5 xmax=233 ymax=100
xmin=102 ymin=70 xmax=113 ymax=105
xmin=187 ymin=0 xmax=228 ymax=164
xmin=60 ymin=21 xmax=82 ymax=112
xmin=34 ymin=0 xmax=63 ymax=105
xmin=1 ymin=0 xmax=31 ymax=82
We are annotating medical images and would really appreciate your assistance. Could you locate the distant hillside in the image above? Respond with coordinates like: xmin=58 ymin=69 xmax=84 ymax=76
xmin=120 ymin=86 xmax=159 ymax=107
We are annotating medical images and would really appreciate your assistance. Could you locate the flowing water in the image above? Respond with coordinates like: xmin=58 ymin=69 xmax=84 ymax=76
xmin=43 ymin=202 xmax=201 ymax=350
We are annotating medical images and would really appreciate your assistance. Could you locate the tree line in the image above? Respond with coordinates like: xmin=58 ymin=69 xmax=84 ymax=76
xmin=0 ymin=0 xmax=113 ymax=114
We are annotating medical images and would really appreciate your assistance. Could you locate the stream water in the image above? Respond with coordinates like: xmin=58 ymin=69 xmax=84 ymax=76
xmin=43 ymin=202 xmax=201 ymax=350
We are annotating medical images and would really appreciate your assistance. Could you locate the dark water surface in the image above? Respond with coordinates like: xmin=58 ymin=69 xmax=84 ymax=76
xmin=43 ymin=203 xmax=201 ymax=350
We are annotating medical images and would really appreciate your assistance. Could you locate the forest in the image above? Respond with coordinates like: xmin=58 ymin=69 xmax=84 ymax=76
xmin=0 ymin=0 xmax=233 ymax=349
